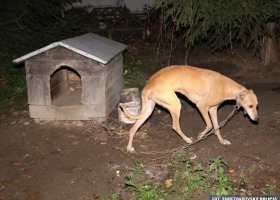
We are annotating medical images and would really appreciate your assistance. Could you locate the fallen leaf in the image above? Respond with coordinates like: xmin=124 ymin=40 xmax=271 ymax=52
xmin=253 ymin=156 xmax=261 ymax=161
xmin=67 ymin=134 xmax=76 ymax=139
xmin=228 ymin=169 xmax=235 ymax=173
xmin=55 ymin=148 xmax=62 ymax=153
xmin=72 ymin=141 xmax=79 ymax=146
xmin=13 ymin=162 xmax=22 ymax=166
xmin=0 ymin=180 xmax=13 ymax=189
xmin=190 ymin=154 xmax=197 ymax=160
xmin=165 ymin=179 xmax=172 ymax=188
xmin=232 ymin=179 xmax=238 ymax=183
xmin=20 ymin=172 xmax=30 ymax=179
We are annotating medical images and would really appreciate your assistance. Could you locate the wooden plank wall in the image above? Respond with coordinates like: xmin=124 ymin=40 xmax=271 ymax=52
xmin=26 ymin=74 xmax=51 ymax=105
xmin=105 ymin=54 xmax=124 ymax=114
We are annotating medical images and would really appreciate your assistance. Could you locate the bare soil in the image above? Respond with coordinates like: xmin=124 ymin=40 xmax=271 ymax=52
xmin=0 ymin=45 xmax=280 ymax=200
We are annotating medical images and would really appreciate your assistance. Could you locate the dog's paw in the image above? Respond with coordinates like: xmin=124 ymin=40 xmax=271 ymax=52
xmin=197 ymin=133 xmax=204 ymax=140
xmin=221 ymin=139 xmax=231 ymax=145
xmin=184 ymin=137 xmax=193 ymax=144
xmin=127 ymin=146 xmax=135 ymax=152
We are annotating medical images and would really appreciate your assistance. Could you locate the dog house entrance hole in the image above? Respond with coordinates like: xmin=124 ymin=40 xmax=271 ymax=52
xmin=50 ymin=66 xmax=82 ymax=106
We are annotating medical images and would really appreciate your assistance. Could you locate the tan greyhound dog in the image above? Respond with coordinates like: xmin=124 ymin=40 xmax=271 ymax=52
xmin=120 ymin=65 xmax=258 ymax=152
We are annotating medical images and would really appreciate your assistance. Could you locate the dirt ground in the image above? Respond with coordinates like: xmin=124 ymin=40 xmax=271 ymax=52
xmin=0 ymin=45 xmax=280 ymax=199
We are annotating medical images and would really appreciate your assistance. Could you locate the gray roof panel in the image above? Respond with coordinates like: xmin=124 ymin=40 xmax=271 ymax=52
xmin=13 ymin=33 xmax=127 ymax=64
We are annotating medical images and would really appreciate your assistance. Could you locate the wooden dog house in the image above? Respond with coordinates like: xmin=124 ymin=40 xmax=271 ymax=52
xmin=13 ymin=33 xmax=127 ymax=121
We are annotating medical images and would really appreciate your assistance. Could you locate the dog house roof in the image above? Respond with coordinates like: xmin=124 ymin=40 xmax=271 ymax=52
xmin=13 ymin=33 xmax=127 ymax=64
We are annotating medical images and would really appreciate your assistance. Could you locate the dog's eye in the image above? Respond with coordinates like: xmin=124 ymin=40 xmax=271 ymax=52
xmin=249 ymin=105 xmax=253 ymax=108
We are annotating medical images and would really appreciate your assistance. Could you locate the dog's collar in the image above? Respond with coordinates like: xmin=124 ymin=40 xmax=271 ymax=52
xmin=234 ymin=103 xmax=241 ymax=110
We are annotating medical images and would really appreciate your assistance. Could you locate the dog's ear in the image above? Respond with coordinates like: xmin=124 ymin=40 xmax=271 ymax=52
xmin=237 ymin=92 xmax=245 ymax=101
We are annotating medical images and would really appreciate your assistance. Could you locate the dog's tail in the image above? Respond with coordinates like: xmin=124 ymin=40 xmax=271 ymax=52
xmin=119 ymin=89 xmax=150 ymax=119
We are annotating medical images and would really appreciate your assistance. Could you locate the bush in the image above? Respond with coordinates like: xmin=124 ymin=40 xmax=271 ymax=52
xmin=153 ymin=0 xmax=280 ymax=60
xmin=0 ymin=0 xmax=82 ymax=101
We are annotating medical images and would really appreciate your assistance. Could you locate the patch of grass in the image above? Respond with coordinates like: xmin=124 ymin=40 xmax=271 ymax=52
xmin=265 ymin=184 xmax=277 ymax=194
xmin=125 ymin=178 xmax=165 ymax=200
xmin=208 ymin=156 xmax=234 ymax=195
xmin=0 ymin=68 xmax=26 ymax=102
xmin=249 ymin=162 xmax=259 ymax=173
xmin=124 ymin=158 xmax=167 ymax=200
xmin=123 ymin=51 xmax=159 ymax=89
xmin=238 ymin=172 xmax=249 ymax=189
xmin=102 ymin=194 xmax=121 ymax=200
xmin=168 ymin=152 xmax=233 ymax=197
xmin=105 ymin=152 xmax=234 ymax=199
xmin=123 ymin=59 xmax=149 ymax=89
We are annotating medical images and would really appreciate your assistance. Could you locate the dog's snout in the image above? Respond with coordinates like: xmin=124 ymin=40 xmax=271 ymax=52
xmin=254 ymin=116 xmax=259 ymax=122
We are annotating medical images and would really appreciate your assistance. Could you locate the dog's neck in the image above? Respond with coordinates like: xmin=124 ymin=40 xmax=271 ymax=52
xmin=226 ymin=85 xmax=247 ymax=101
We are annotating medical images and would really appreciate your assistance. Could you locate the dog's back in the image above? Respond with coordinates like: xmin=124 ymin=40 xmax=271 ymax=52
xmin=145 ymin=65 xmax=244 ymax=105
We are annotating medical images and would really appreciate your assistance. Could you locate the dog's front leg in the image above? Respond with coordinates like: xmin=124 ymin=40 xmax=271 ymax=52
xmin=208 ymin=106 xmax=231 ymax=145
xmin=197 ymin=104 xmax=213 ymax=139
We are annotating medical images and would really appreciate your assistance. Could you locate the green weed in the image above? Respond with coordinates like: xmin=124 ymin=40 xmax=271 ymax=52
xmin=238 ymin=172 xmax=249 ymax=189
xmin=123 ymin=51 xmax=159 ymax=90
xmin=124 ymin=158 xmax=167 ymax=200
xmin=208 ymin=157 xmax=234 ymax=195
xmin=123 ymin=59 xmax=149 ymax=89
xmin=169 ymin=152 xmax=233 ymax=197
xmin=265 ymin=184 xmax=277 ymax=194
xmin=103 ymin=153 xmax=234 ymax=199
xmin=102 ymin=193 xmax=121 ymax=200
xmin=0 ymin=69 xmax=26 ymax=102
xmin=249 ymin=162 xmax=259 ymax=173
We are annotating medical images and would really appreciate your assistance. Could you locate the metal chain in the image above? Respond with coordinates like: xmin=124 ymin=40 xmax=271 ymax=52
xmin=138 ymin=104 xmax=241 ymax=154
xmin=180 ymin=104 xmax=241 ymax=149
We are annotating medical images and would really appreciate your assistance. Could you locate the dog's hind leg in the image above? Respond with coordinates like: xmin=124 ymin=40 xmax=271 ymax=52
xmin=169 ymin=105 xmax=193 ymax=144
xmin=156 ymin=91 xmax=192 ymax=144
xmin=208 ymin=106 xmax=231 ymax=145
xmin=127 ymin=100 xmax=156 ymax=152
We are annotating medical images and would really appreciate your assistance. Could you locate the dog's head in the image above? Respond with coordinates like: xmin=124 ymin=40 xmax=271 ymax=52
xmin=236 ymin=90 xmax=258 ymax=122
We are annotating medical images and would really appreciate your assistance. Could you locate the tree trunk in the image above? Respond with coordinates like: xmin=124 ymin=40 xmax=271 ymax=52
xmin=262 ymin=22 xmax=279 ymax=65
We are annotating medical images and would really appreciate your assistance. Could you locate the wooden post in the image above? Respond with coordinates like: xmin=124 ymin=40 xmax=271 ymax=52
xmin=262 ymin=22 xmax=279 ymax=65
